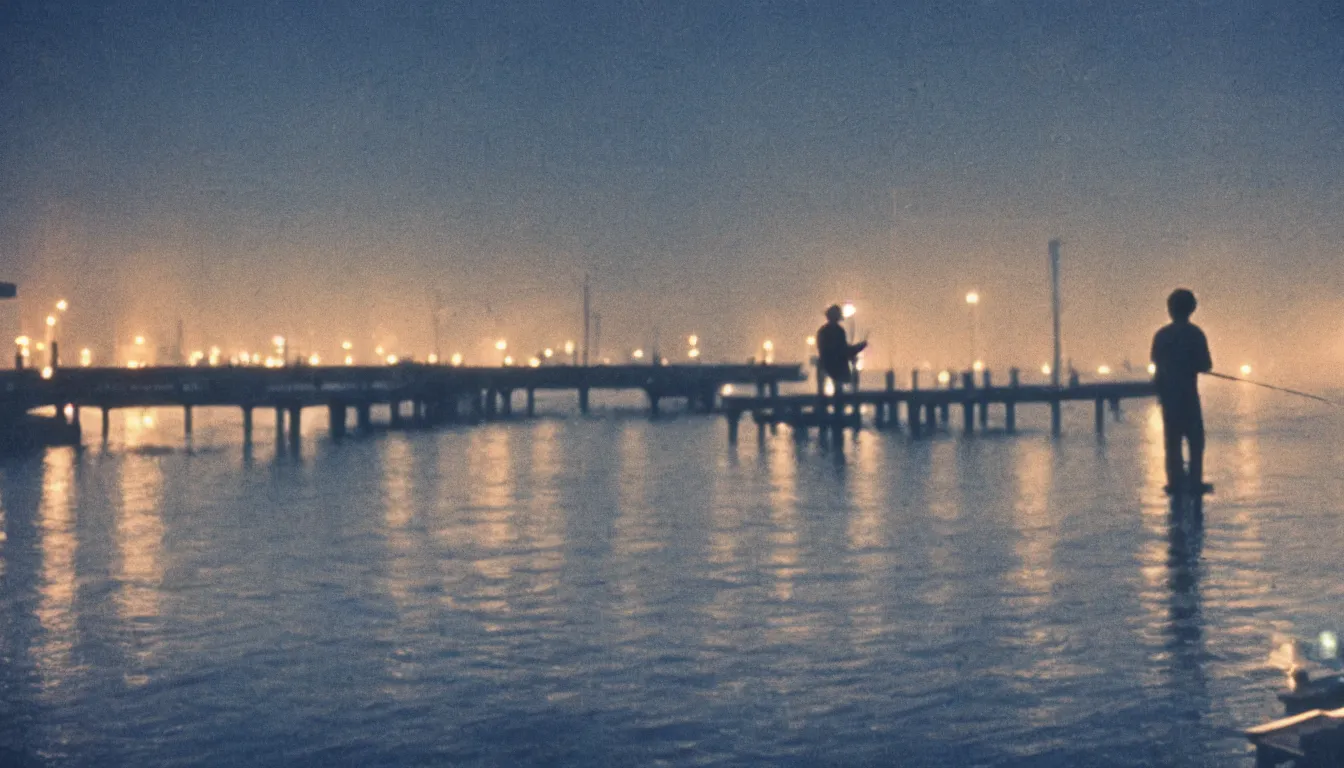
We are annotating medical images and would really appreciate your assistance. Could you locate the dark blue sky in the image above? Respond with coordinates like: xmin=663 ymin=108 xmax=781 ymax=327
xmin=3 ymin=1 xmax=1342 ymax=374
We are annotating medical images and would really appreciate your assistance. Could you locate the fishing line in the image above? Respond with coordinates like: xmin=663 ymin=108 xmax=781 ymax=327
xmin=1204 ymin=371 xmax=1343 ymax=407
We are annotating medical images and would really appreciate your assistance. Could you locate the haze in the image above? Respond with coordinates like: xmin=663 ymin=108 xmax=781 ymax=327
xmin=2 ymin=1 xmax=1341 ymax=381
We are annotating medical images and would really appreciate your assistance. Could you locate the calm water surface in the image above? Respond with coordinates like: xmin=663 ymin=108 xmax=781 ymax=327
xmin=2 ymin=390 xmax=1342 ymax=767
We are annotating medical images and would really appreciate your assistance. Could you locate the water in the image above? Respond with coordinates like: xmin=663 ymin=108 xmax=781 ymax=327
xmin=1 ymin=389 xmax=1342 ymax=767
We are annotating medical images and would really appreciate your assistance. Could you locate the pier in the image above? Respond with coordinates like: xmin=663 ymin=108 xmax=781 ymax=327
xmin=0 ymin=362 xmax=805 ymax=450
xmin=721 ymin=367 xmax=1155 ymax=442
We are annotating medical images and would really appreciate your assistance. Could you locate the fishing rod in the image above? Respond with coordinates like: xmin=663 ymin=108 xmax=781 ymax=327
xmin=1203 ymin=371 xmax=1343 ymax=407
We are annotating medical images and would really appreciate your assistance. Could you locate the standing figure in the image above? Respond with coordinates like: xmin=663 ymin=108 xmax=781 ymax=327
xmin=816 ymin=305 xmax=867 ymax=420
xmin=1150 ymin=288 xmax=1213 ymax=495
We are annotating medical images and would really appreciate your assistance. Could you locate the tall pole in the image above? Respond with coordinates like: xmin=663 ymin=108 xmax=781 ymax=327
xmin=582 ymin=273 xmax=590 ymax=367
xmin=593 ymin=313 xmax=602 ymax=364
xmin=1049 ymin=239 xmax=1062 ymax=389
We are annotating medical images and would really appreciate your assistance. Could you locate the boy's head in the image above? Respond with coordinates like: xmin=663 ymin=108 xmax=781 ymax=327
xmin=1167 ymin=288 xmax=1197 ymax=321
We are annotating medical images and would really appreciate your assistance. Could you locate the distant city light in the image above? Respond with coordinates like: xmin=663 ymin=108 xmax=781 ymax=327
xmin=841 ymin=303 xmax=857 ymax=319
xmin=824 ymin=379 xmax=836 ymax=396
xmin=965 ymin=291 xmax=980 ymax=305
xmin=495 ymin=339 xmax=508 ymax=351
xmin=344 ymin=355 xmax=354 ymax=366
xmin=1041 ymin=364 xmax=1052 ymax=376
xmin=1240 ymin=364 xmax=1253 ymax=376
xmin=688 ymin=334 xmax=698 ymax=347
xmin=543 ymin=348 xmax=554 ymax=358
xmin=1322 ymin=631 xmax=1339 ymax=660
xmin=15 ymin=336 xmax=29 ymax=347
xmin=528 ymin=356 xmax=541 ymax=368
xmin=632 ymin=349 xmax=645 ymax=360
xmin=502 ymin=355 xmax=514 ymax=366
xmin=428 ymin=353 xmax=439 ymax=364
xmin=806 ymin=335 xmax=816 ymax=347
xmin=762 ymin=340 xmax=773 ymax=352
xmin=341 ymin=340 xmax=353 ymax=351
xmin=134 ymin=335 xmax=145 ymax=346
xmin=35 ymin=342 xmax=45 ymax=352
xmin=450 ymin=352 xmax=463 ymax=366
xmin=272 ymin=335 xmax=285 ymax=348
xmin=40 ymin=366 xmax=52 ymax=379
xmin=79 ymin=348 xmax=92 ymax=367
xmin=972 ymin=360 xmax=984 ymax=372
xmin=208 ymin=346 xmax=221 ymax=366
xmin=385 ymin=354 xmax=398 ymax=365
xmin=1097 ymin=364 xmax=1112 ymax=376
xmin=1147 ymin=363 xmax=1157 ymax=375
xmin=563 ymin=340 xmax=575 ymax=355
xmin=688 ymin=348 xmax=701 ymax=359
xmin=55 ymin=299 xmax=68 ymax=312
xmin=937 ymin=370 xmax=951 ymax=385
xmin=45 ymin=315 xmax=55 ymax=327
xmin=308 ymin=353 xmax=321 ymax=366
xmin=721 ymin=384 xmax=734 ymax=396
xmin=375 ymin=346 xmax=385 ymax=356
xmin=140 ymin=412 xmax=155 ymax=428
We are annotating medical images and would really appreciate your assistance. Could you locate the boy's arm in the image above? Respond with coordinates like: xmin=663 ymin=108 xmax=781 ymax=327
xmin=1196 ymin=329 xmax=1213 ymax=373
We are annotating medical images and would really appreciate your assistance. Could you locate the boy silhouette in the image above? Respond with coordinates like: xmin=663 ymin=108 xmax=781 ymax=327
xmin=1150 ymin=288 xmax=1213 ymax=495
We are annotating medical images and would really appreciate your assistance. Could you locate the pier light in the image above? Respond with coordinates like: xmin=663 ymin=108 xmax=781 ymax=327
xmin=841 ymin=303 xmax=856 ymax=319
xmin=134 ymin=335 xmax=145 ymax=346
xmin=763 ymin=340 xmax=774 ymax=352
xmin=563 ymin=340 xmax=575 ymax=355
xmin=965 ymin=291 xmax=980 ymax=306
xmin=528 ymin=356 xmax=541 ymax=368
xmin=79 ymin=348 xmax=92 ymax=367
xmin=15 ymin=335 xmax=29 ymax=347
xmin=632 ymin=348 xmax=645 ymax=360
xmin=1321 ymin=631 xmax=1338 ymax=660
xmin=63 ymin=404 xmax=74 ymax=421
xmin=937 ymin=370 xmax=951 ymax=385
xmin=1097 ymin=364 xmax=1112 ymax=376
xmin=344 ymin=355 xmax=354 ymax=366
xmin=341 ymin=340 xmax=353 ymax=351
xmin=503 ymin=355 xmax=514 ymax=366
xmin=495 ymin=339 xmax=508 ymax=351
xmin=56 ymin=299 xmax=68 ymax=312
xmin=450 ymin=352 xmax=463 ymax=366
xmin=721 ymin=384 xmax=734 ymax=396
xmin=1147 ymin=363 xmax=1157 ymax=375
xmin=806 ymin=335 xmax=816 ymax=347
xmin=1240 ymin=364 xmax=1253 ymax=376
xmin=1041 ymin=363 xmax=1052 ymax=376
xmin=688 ymin=347 xmax=701 ymax=359
xmin=428 ymin=353 xmax=439 ymax=364
xmin=189 ymin=350 xmax=205 ymax=365
xmin=972 ymin=360 xmax=984 ymax=372
xmin=824 ymin=379 xmax=835 ymax=396
xmin=45 ymin=315 xmax=55 ymax=327
xmin=308 ymin=353 xmax=321 ymax=366
xmin=40 ymin=366 xmax=52 ymax=379
xmin=385 ymin=354 xmax=398 ymax=365
xmin=208 ymin=346 xmax=221 ymax=366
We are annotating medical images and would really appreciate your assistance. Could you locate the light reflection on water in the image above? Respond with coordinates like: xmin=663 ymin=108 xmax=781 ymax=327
xmin=0 ymin=392 xmax=1339 ymax=766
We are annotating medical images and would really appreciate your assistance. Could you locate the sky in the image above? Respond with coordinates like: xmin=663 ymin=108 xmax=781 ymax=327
xmin=2 ymin=0 xmax=1342 ymax=379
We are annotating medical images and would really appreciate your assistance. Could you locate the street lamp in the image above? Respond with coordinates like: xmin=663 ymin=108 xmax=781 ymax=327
xmin=965 ymin=290 xmax=981 ymax=371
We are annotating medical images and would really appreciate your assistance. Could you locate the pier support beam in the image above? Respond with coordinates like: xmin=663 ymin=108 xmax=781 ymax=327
xmin=329 ymin=403 xmax=346 ymax=439
xmin=727 ymin=410 xmax=741 ymax=443
xmin=500 ymin=389 xmax=513 ymax=417
xmin=357 ymin=403 xmax=372 ymax=432
xmin=1006 ymin=369 xmax=1019 ymax=433
xmin=1095 ymin=398 xmax=1105 ymax=437
xmin=578 ymin=386 xmax=590 ymax=415
xmin=979 ymin=370 xmax=992 ymax=429
xmin=961 ymin=372 xmax=975 ymax=434
xmin=1051 ymin=400 xmax=1062 ymax=437
xmin=909 ymin=399 xmax=923 ymax=439
xmin=101 ymin=406 xmax=111 ymax=443
xmin=184 ymin=406 xmax=193 ymax=441
xmin=526 ymin=388 xmax=536 ymax=417
xmin=389 ymin=401 xmax=403 ymax=428
xmin=242 ymin=407 xmax=253 ymax=446
xmin=275 ymin=407 xmax=286 ymax=441
xmin=289 ymin=406 xmax=302 ymax=451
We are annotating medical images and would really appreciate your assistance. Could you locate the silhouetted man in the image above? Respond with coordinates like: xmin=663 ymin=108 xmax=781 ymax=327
xmin=1150 ymin=288 xmax=1213 ymax=495
xmin=816 ymin=304 xmax=867 ymax=402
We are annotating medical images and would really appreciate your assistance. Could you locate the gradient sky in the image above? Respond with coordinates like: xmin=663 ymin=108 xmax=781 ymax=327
xmin=2 ymin=1 xmax=1342 ymax=378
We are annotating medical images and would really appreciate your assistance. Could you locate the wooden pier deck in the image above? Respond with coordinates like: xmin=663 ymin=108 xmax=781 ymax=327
xmin=721 ymin=369 xmax=1157 ymax=441
xmin=0 ymin=362 xmax=806 ymax=451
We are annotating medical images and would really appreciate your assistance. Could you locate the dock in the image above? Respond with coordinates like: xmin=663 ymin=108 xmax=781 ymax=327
xmin=0 ymin=362 xmax=806 ymax=452
xmin=721 ymin=367 xmax=1157 ymax=441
